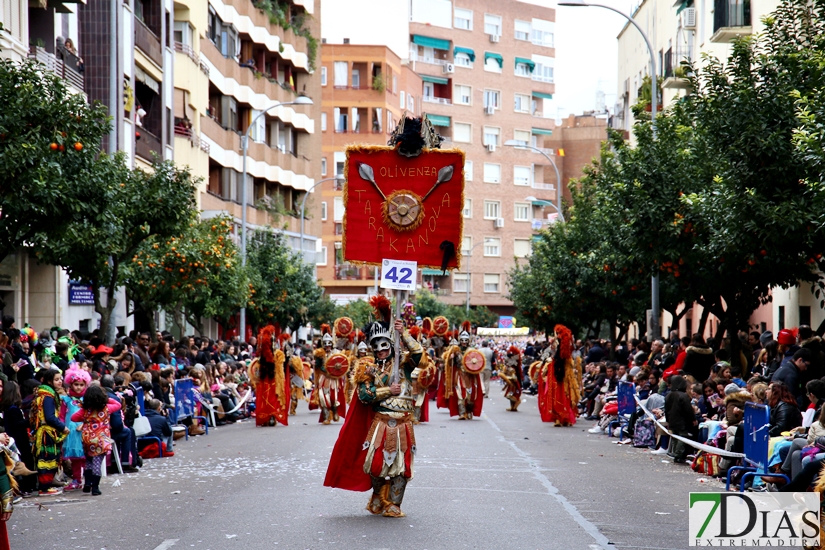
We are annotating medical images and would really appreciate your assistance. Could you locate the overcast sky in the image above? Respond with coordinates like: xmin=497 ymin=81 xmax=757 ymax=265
xmin=531 ymin=0 xmax=634 ymax=121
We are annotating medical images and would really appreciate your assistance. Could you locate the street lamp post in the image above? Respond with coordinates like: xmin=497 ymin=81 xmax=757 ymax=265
xmin=465 ymin=239 xmax=492 ymax=313
xmin=524 ymin=196 xmax=562 ymax=225
xmin=299 ymin=176 xmax=344 ymax=264
xmin=504 ymin=140 xmax=564 ymax=222
xmin=558 ymin=0 xmax=661 ymax=340
xmin=238 ymin=96 xmax=313 ymax=345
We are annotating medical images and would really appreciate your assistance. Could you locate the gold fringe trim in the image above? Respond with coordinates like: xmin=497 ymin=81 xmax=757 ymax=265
xmin=290 ymin=355 xmax=306 ymax=379
xmin=274 ymin=349 xmax=286 ymax=409
xmin=314 ymin=348 xmax=326 ymax=359
xmin=249 ymin=358 xmax=260 ymax=389
xmin=342 ymin=144 xmax=466 ymax=270
xmin=442 ymin=345 xmax=461 ymax=400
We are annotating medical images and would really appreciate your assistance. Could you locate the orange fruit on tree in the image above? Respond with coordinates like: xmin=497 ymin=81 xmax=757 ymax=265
xmin=49 ymin=142 xmax=58 ymax=150
xmin=74 ymin=142 xmax=83 ymax=151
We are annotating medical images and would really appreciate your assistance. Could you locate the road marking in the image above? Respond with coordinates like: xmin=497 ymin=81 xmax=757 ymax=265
xmin=152 ymin=539 xmax=179 ymax=550
xmin=483 ymin=414 xmax=613 ymax=550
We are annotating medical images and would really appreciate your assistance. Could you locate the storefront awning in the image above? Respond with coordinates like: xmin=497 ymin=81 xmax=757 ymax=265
xmin=421 ymin=74 xmax=449 ymax=85
xmin=426 ymin=114 xmax=451 ymax=127
xmin=515 ymin=57 xmax=536 ymax=72
xmin=532 ymin=91 xmax=553 ymax=100
xmin=453 ymin=46 xmax=476 ymax=62
xmin=484 ymin=52 xmax=504 ymax=68
xmin=422 ymin=268 xmax=447 ymax=275
xmin=532 ymin=127 xmax=553 ymax=136
xmin=412 ymin=34 xmax=450 ymax=50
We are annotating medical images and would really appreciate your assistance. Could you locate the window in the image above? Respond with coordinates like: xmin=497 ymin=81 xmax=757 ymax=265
xmin=531 ymin=23 xmax=554 ymax=47
xmin=483 ymin=89 xmax=500 ymax=109
xmin=533 ymin=55 xmax=554 ymax=83
xmin=408 ymin=95 xmax=415 ymax=112
xmin=484 ymin=237 xmax=501 ymax=257
xmin=514 ymin=94 xmax=531 ymax=112
xmin=514 ymin=166 xmax=531 ymax=187
xmin=455 ymin=52 xmax=472 ymax=67
xmin=454 ymin=8 xmax=473 ymax=30
xmin=321 ymin=158 xmax=327 ymax=176
xmin=513 ymin=129 xmax=530 ymax=144
xmin=483 ymin=126 xmax=500 ymax=147
xmin=485 ymin=56 xmax=502 ymax=73
xmin=462 ymin=236 xmax=473 ymax=256
xmin=483 ymin=163 xmax=501 ymax=183
xmin=333 ymin=196 xmax=344 ymax=222
xmin=352 ymin=69 xmax=361 ymax=89
xmin=514 ymin=239 xmax=532 ymax=258
xmin=514 ymin=202 xmax=530 ymax=221
xmin=453 ymin=273 xmax=470 ymax=293
xmin=465 ymin=160 xmax=473 ymax=181
xmin=333 ymin=61 xmax=348 ymax=87
xmin=174 ymin=21 xmax=193 ymax=46
xmin=321 ymin=66 xmax=327 ymax=86
xmin=454 ymin=122 xmax=472 ymax=143
xmin=463 ymin=198 xmax=472 ymax=218
xmin=515 ymin=20 xmax=531 ymax=41
xmin=484 ymin=273 xmax=500 ymax=293
xmin=321 ymin=112 xmax=327 ymax=131
xmin=484 ymin=14 xmax=502 ymax=36
xmin=320 ymin=201 xmax=328 ymax=221
xmin=317 ymin=246 xmax=328 ymax=266
xmin=400 ymin=91 xmax=405 ymax=109
xmin=455 ymin=85 xmax=472 ymax=105
xmin=515 ymin=63 xmax=531 ymax=77
xmin=484 ymin=200 xmax=501 ymax=219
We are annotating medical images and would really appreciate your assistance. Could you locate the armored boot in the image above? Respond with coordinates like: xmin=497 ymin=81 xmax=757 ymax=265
xmin=466 ymin=401 xmax=474 ymax=420
xmin=366 ymin=476 xmax=387 ymax=515
xmin=382 ymin=476 xmax=407 ymax=518
xmin=457 ymin=400 xmax=467 ymax=420
xmin=289 ymin=395 xmax=298 ymax=416
xmin=321 ymin=407 xmax=331 ymax=425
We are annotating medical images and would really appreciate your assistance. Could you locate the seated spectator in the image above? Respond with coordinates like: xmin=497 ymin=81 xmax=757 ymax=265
xmin=767 ymin=382 xmax=803 ymax=437
xmin=139 ymin=398 xmax=173 ymax=453
xmin=664 ymin=375 xmax=696 ymax=463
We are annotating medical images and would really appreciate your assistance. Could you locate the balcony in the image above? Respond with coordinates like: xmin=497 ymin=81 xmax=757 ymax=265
xmin=662 ymin=48 xmax=693 ymax=90
xmin=423 ymin=96 xmax=451 ymax=105
xmin=135 ymin=128 xmax=162 ymax=162
xmin=28 ymin=46 xmax=84 ymax=92
xmin=333 ymin=264 xmax=377 ymax=280
xmin=711 ymin=0 xmax=752 ymax=43
xmin=135 ymin=19 xmax=163 ymax=67
xmin=531 ymin=74 xmax=554 ymax=84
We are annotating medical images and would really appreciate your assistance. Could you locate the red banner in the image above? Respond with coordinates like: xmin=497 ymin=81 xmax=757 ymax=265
xmin=343 ymin=145 xmax=465 ymax=269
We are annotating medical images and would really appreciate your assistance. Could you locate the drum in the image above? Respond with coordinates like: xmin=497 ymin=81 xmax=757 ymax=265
xmin=324 ymin=352 xmax=350 ymax=379
xmin=461 ymin=349 xmax=485 ymax=375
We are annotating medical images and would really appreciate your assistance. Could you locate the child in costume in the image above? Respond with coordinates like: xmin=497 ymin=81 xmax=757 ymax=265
xmin=59 ymin=368 xmax=90 ymax=491
xmin=70 ymin=385 xmax=121 ymax=496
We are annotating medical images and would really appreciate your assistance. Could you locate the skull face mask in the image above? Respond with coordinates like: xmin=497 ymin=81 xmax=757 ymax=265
xmin=373 ymin=338 xmax=392 ymax=360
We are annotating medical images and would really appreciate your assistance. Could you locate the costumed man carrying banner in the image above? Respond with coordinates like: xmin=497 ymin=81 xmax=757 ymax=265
xmin=500 ymin=345 xmax=524 ymax=412
xmin=250 ymin=326 xmax=290 ymax=427
xmin=439 ymin=321 xmax=484 ymax=420
xmin=312 ymin=324 xmax=349 ymax=424
xmin=324 ymin=295 xmax=423 ymax=518
xmin=540 ymin=325 xmax=582 ymax=426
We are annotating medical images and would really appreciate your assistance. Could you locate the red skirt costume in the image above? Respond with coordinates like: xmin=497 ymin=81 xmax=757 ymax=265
xmin=539 ymin=324 xmax=582 ymax=426
xmin=439 ymin=345 xmax=484 ymax=419
xmin=252 ymin=328 xmax=291 ymax=427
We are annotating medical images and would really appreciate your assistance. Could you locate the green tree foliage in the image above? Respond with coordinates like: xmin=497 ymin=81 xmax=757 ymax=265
xmin=125 ymin=215 xmax=248 ymax=336
xmin=412 ymin=289 xmax=446 ymax=319
xmin=0 ymin=58 xmax=110 ymax=263
xmin=332 ymin=299 xmax=373 ymax=329
xmin=246 ymin=228 xmax=323 ymax=331
xmin=33 ymin=156 xmax=198 ymax=343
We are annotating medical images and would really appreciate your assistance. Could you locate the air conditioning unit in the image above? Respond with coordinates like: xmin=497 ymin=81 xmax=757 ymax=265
xmin=486 ymin=143 xmax=496 ymax=153
xmin=442 ymin=63 xmax=455 ymax=74
xmin=484 ymin=105 xmax=495 ymax=115
xmin=489 ymin=34 xmax=500 ymax=43
xmin=494 ymin=218 xmax=505 ymax=228
xmin=683 ymin=7 xmax=696 ymax=28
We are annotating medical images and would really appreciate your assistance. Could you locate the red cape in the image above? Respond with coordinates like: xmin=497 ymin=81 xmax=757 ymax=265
xmin=538 ymin=375 xmax=551 ymax=422
xmin=317 ymin=385 xmax=347 ymax=423
xmin=446 ymin=374 xmax=484 ymax=418
xmin=323 ymin=396 xmax=374 ymax=492
xmin=256 ymin=376 xmax=290 ymax=427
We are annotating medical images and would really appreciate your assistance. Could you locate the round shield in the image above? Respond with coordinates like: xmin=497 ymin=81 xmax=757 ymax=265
xmin=418 ymin=364 xmax=436 ymax=387
xmin=433 ymin=316 xmax=450 ymax=337
xmin=528 ymin=361 xmax=542 ymax=383
xmin=325 ymin=353 xmax=350 ymax=379
xmin=421 ymin=317 xmax=433 ymax=334
xmin=334 ymin=316 xmax=354 ymax=338
xmin=462 ymin=349 xmax=485 ymax=375
xmin=385 ymin=191 xmax=424 ymax=231
xmin=302 ymin=360 xmax=312 ymax=381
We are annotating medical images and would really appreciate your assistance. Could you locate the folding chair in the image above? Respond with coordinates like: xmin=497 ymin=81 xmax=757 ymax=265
xmin=726 ymin=403 xmax=790 ymax=491
xmin=608 ymin=381 xmax=636 ymax=440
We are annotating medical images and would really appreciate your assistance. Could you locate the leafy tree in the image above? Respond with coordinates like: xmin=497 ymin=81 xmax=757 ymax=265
xmin=125 ymin=215 xmax=247 ymax=336
xmin=332 ymin=299 xmax=373 ymax=329
xmin=412 ymin=289 xmax=446 ymax=319
xmin=246 ymin=228 xmax=323 ymax=332
xmin=33 ymin=156 xmax=198 ymax=343
xmin=0 ymin=58 xmax=109 ymax=263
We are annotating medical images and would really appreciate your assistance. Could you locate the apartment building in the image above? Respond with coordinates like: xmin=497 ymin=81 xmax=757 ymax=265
xmin=316 ymin=43 xmax=421 ymax=302
xmin=186 ymin=0 xmax=321 ymax=260
xmin=320 ymin=0 xmax=557 ymax=315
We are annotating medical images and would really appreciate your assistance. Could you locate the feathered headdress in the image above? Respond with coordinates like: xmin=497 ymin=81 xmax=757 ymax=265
xmin=553 ymin=324 xmax=574 ymax=383
xmin=278 ymin=333 xmax=291 ymax=348
xmin=259 ymin=325 xmax=277 ymax=365
xmin=409 ymin=326 xmax=421 ymax=340
xmin=461 ymin=320 xmax=471 ymax=333
xmin=320 ymin=323 xmax=331 ymax=336
xmin=369 ymin=295 xmax=392 ymax=323
xmin=508 ymin=345 xmax=521 ymax=357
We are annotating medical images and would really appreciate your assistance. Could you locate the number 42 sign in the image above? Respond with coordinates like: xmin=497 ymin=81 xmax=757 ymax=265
xmin=380 ymin=259 xmax=418 ymax=291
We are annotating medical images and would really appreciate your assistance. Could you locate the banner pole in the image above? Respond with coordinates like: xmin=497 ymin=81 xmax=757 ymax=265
xmin=392 ymin=289 xmax=404 ymax=385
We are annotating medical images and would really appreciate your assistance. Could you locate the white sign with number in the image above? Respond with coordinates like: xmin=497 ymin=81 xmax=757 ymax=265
xmin=380 ymin=259 xmax=418 ymax=291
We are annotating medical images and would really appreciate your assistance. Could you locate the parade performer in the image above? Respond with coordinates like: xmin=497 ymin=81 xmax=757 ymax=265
xmin=324 ymin=295 xmax=423 ymax=518
xmin=500 ymin=345 xmax=524 ymax=412
xmin=312 ymin=325 xmax=348 ymax=424
xmin=439 ymin=321 xmax=484 ymax=420
xmin=347 ymin=332 xmax=370 ymax=403
xmin=409 ymin=327 xmax=436 ymax=423
xmin=288 ymin=352 xmax=307 ymax=416
xmin=250 ymin=326 xmax=289 ymax=426
xmin=541 ymin=325 xmax=582 ymax=426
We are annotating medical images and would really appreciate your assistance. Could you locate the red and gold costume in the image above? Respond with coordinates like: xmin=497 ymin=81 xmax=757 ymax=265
xmin=311 ymin=324 xmax=348 ymax=424
xmin=250 ymin=326 xmax=290 ymax=427
xmin=324 ymin=295 xmax=424 ymax=518
xmin=500 ymin=345 xmax=524 ymax=412
xmin=438 ymin=322 xmax=484 ymax=420
xmin=539 ymin=325 xmax=582 ymax=426
xmin=288 ymin=353 xmax=308 ymax=416
xmin=409 ymin=326 xmax=436 ymax=423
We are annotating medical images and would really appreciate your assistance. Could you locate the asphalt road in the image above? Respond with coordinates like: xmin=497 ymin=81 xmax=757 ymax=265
xmin=12 ymin=387 xmax=719 ymax=550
